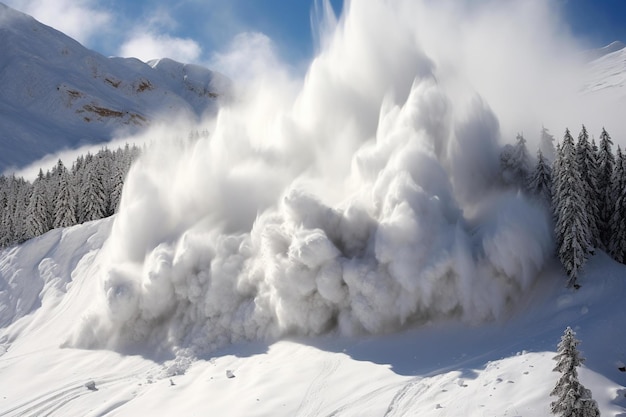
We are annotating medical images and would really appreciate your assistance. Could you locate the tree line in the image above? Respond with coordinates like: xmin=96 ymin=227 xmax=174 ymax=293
xmin=0 ymin=144 xmax=140 ymax=248
xmin=501 ymin=125 xmax=622 ymax=288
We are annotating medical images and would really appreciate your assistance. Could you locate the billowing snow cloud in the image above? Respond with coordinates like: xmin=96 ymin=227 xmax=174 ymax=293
xmin=119 ymin=31 xmax=202 ymax=64
xmin=118 ymin=8 xmax=203 ymax=64
xmin=69 ymin=0 xmax=576 ymax=356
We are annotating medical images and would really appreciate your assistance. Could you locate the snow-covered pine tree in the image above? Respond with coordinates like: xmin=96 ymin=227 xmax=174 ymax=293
xmin=550 ymin=327 xmax=599 ymax=417
xmin=0 ymin=176 xmax=12 ymax=248
xmin=540 ymin=126 xmax=557 ymax=162
xmin=552 ymin=143 xmax=563 ymax=224
xmin=0 ymin=209 xmax=14 ymax=248
xmin=109 ymin=154 xmax=125 ymax=214
xmin=609 ymin=146 xmax=626 ymax=263
xmin=528 ymin=149 xmax=553 ymax=206
xmin=596 ymin=128 xmax=615 ymax=250
xmin=71 ymin=155 xmax=86 ymax=223
xmin=95 ymin=149 xmax=113 ymax=217
xmin=53 ymin=168 xmax=76 ymax=228
xmin=576 ymin=125 xmax=601 ymax=249
xmin=25 ymin=175 xmax=51 ymax=239
xmin=554 ymin=129 xmax=593 ymax=287
xmin=0 ymin=175 xmax=17 ymax=247
xmin=80 ymin=157 xmax=108 ymax=222
xmin=13 ymin=177 xmax=32 ymax=244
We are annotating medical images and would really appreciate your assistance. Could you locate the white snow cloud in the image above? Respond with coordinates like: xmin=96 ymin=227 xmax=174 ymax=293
xmin=116 ymin=6 xmax=203 ymax=64
xmin=119 ymin=31 xmax=202 ymax=63
xmin=209 ymin=32 xmax=282 ymax=84
xmin=68 ymin=0 xmax=600 ymax=356
xmin=4 ymin=0 xmax=111 ymax=45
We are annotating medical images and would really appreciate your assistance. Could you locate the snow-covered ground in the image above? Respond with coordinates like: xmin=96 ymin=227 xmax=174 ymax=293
xmin=584 ymin=42 xmax=626 ymax=103
xmin=0 ymin=220 xmax=625 ymax=416
xmin=2 ymin=1 xmax=626 ymax=416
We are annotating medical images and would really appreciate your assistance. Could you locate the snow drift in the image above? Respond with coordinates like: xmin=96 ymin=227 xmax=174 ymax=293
xmin=66 ymin=0 xmax=583 ymax=355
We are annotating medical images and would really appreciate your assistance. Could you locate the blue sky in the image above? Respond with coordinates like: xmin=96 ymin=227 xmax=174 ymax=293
xmin=3 ymin=0 xmax=626 ymax=69
xmin=560 ymin=0 xmax=626 ymax=47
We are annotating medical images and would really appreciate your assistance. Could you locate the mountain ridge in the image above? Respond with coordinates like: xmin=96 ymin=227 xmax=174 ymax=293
xmin=0 ymin=2 xmax=229 ymax=172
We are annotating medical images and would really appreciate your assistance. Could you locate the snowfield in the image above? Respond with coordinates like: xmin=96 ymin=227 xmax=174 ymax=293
xmin=0 ymin=219 xmax=625 ymax=416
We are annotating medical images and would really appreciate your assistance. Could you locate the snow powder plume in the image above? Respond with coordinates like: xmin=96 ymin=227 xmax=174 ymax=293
xmin=67 ymin=0 xmax=569 ymax=355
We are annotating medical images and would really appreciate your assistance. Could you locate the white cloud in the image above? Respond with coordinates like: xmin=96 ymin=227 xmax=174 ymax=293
xmin=4 ymin=0 xmax=111 ymax=45
xmin=209 ymin=32 xmax=281 ymax=82
xmin=119 ymin=31 xmax=202 ymax=63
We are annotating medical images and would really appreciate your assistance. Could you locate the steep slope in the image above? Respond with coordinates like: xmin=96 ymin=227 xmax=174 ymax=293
xmin=584 ymin=41 xmax=626 ymax=101
xmin=583 ymin=40 xmax=626 ymax=62
xmin=0 ymin=2 xmax=230 ymax=171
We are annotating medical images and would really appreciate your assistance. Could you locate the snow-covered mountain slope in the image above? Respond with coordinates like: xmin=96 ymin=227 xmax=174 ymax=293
xmin=583 ymin=40 xmax=626 ymax=62
xmin=0 ymin=219 xmax=624 ymax=416
xmin=0 ymin=2 xmax=230 ymax=171
xmin=583 ymin=41 xmax=626 ymax=101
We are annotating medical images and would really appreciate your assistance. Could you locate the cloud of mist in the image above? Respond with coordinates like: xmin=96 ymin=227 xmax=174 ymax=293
xmin=68 ymin=0 xmax=599 ymax=355
xmin=117 ymin=8 xmax=203 ymax=64
xmin=119 ymin=31 xmax=202 ymax=63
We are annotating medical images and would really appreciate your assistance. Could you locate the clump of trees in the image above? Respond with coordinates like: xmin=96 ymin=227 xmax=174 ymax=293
xmin=501 ymin=125 xmax=623 ymax=288
xmin=0 ymin=144 xmax=140 ymax=248
xmin=550 ymin=327 xmax=599 ymax=416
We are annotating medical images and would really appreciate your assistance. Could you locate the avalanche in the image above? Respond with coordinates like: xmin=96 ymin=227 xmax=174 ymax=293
xmin=1 ymin=0 xmax=626 ymax=416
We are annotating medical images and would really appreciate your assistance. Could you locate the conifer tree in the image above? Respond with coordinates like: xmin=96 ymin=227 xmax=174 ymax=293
xmin=54 ymin=168 xmax=76 ymax=228
xmin=109 ymin=157 xmax=125 ymax=214
xmin=80 ymin=160 xmax=108 ymax=222
xmin=528 ymin=149 xmax=553 ymax=206
xmin=96 ymin=149 xmax=113 ymax=216
xmin=596 ymin=128 xmax=615 ymax=249
xmin=540 ymin=126 xmax=557 ymax=162
xmin=550 ymin=327 xmax=599 ymax=417
xmin=25 ymin=177 xmax=51 ymax=239
xmin=576 ymin=125 xmax=600 ymax=248
xmin=13 ymin=178 xmax=32 ymax=244
xmin=552 ymin=143 xmax=563 ymax=221
xmin=0 ymin=143 xmax=139 ymax=247
xmin=609 ymin=147 xmax=626 ymax=263
xmin=554 ymin=129 xmax=592 ymax=287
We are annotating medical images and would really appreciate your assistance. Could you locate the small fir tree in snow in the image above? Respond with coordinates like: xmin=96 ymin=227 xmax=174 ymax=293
xmin=553 ymin=129 xmax=593 ymax=287
xmin=80 ymin=158 xmax=108 ymax=222
xmin=528 ymin=149 xmax=553 ymax=206
xmin=540 ymin=126 xmax=557 ymax=162
xmin=109 ymin=153 xmax=126 ymax=214
xmin=25 ymin=176 xmax=51 ymax=239
xmin=576 ymin=125 xmax=601 ymax=248
xmin=609 ymin=146 xmax=626 ymax=263
xmin=552 ymin=143 xmax=563 ymax=224
xmin=596 ymin=128 xmax=615 ymax=250
xmin=53 ymin=169 xmax=77 ymax=228
xmin=550 ymin=327 xmax=599 ymax=417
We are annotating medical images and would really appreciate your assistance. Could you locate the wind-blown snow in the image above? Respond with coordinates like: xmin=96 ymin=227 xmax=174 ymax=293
xmin=67 ymin=0 xmax=562 ymax=355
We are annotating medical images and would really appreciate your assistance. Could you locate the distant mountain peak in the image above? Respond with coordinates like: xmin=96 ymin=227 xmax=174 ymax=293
xmin=0 ymin=2 xmax=229 ymax=172
xmin=584 ymin=40 xmax=626 ymax=62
